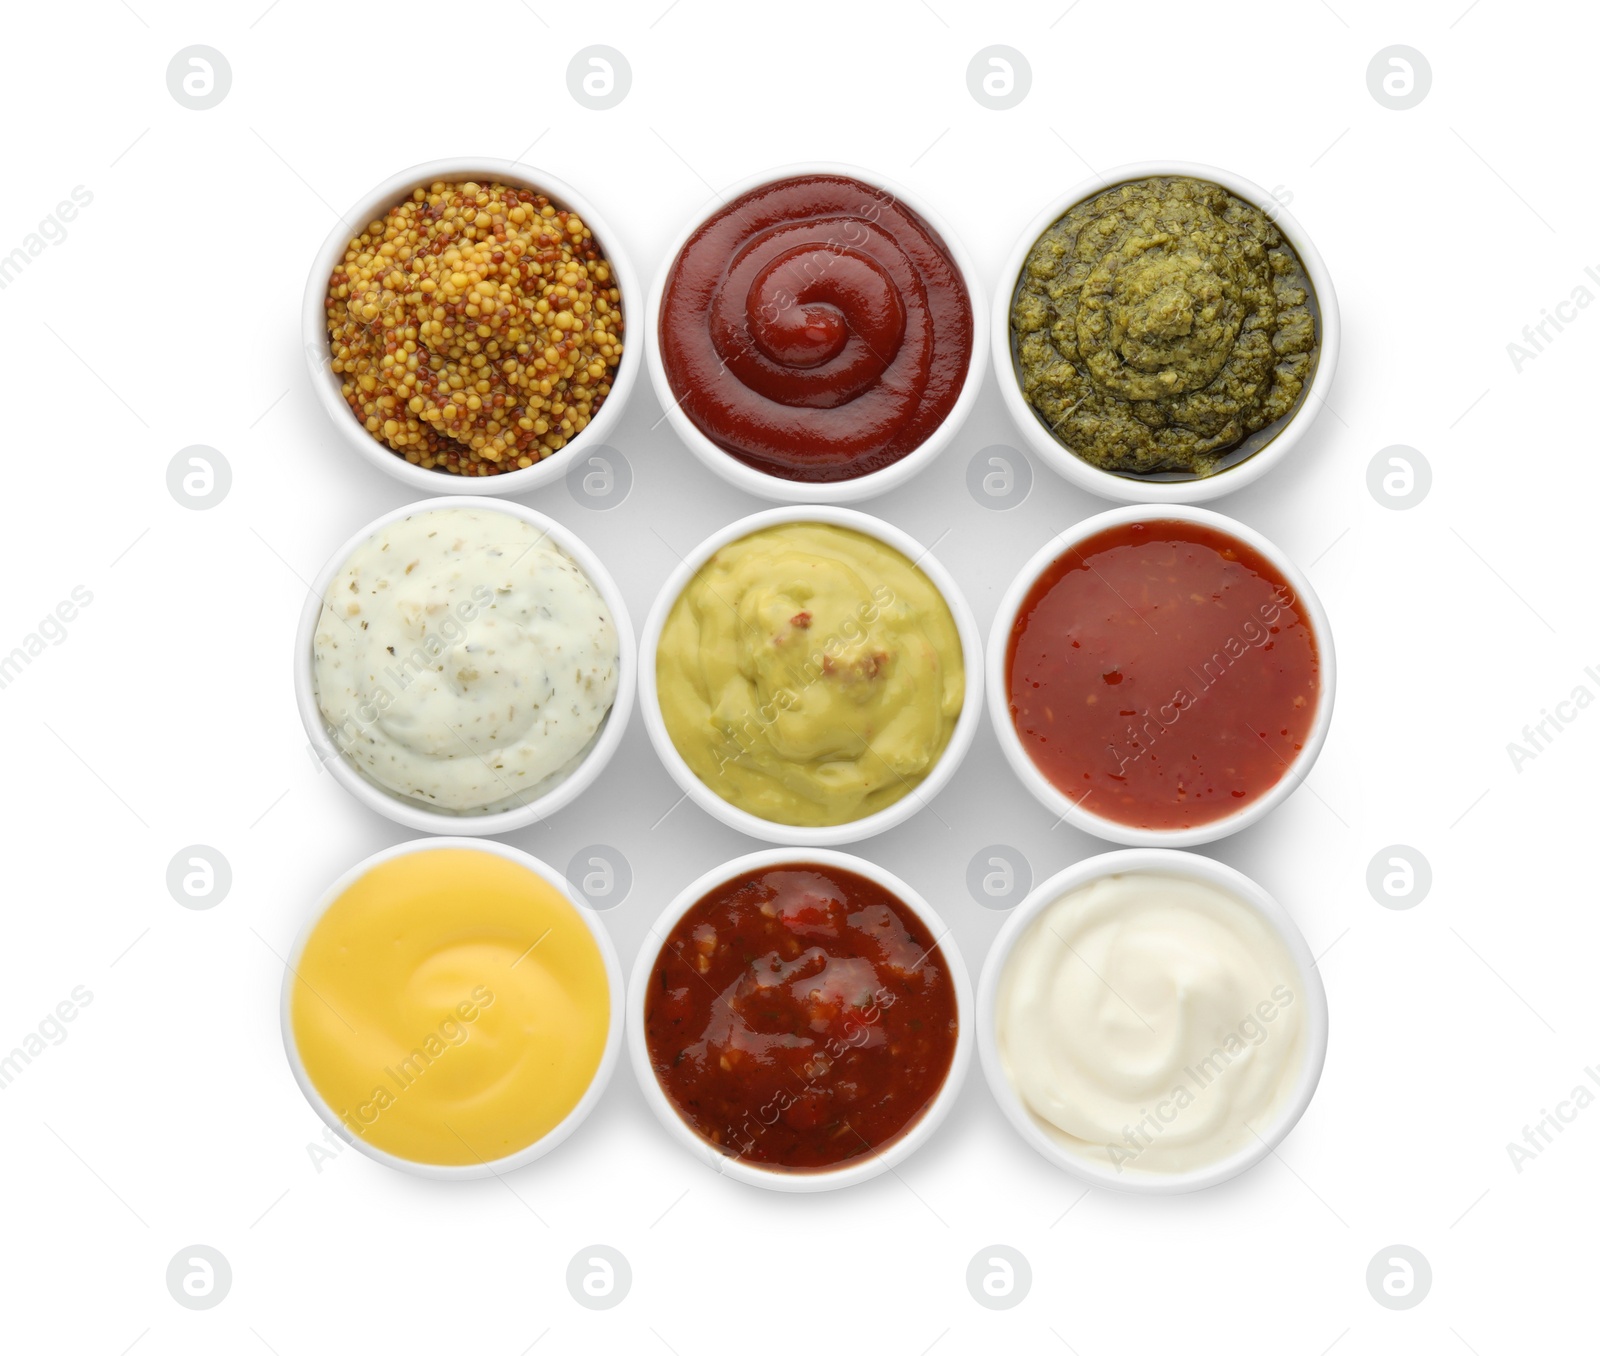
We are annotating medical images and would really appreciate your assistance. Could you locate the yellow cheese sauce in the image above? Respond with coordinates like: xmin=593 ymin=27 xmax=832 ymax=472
xmin=289 ymin=847 xmax=611 ymax=1166
xmin=655 ymin=522 xmax=965 ymax=827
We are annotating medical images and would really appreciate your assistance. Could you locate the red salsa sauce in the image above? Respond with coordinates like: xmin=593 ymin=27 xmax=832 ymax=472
xmin=643 ymin=864 xmax=958 ymax=1171
xmin=658 ymin=174 xmax=973 ymax=483
xmin=1006 ymin=519 xmax=1321 ymax=831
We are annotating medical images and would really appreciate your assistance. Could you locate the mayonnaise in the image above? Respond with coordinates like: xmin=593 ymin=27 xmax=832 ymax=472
xmin=995 ymin=872 xmax=1305 ymax=1176
xmin=313 ymin=507 xmax=618 ymax=813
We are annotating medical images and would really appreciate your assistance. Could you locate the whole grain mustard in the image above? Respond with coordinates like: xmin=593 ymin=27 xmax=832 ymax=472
xmin=325 ymin=180 xmax=624 ymax=477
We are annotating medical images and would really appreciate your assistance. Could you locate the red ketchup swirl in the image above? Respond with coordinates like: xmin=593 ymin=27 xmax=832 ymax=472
xmin=659 ymin=175 xmax=974 ymax=483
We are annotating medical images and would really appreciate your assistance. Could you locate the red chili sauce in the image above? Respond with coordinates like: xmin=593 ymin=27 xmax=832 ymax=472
xmin=1006 ymin=520 xmax=1321 ymax=831
xmin=643 ymin=864 xmax=958 ymax=1171
xmin=658 ymin=174 xmax=974 ymax=483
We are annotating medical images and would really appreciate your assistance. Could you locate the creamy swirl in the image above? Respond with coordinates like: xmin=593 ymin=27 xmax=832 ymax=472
xmin=659 ymin=175 xmax=974 ymax=482
xmin=995 ymin=872 xmax=1306 ymax=1176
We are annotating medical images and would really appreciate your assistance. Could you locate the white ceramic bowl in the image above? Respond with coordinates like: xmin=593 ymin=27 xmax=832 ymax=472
xmin=977 ymin=848 xmax=1329 ymax=1194
xmin=644 ymin=161 xmax=988 ymax=503
xmin=640 ymin=505 xmax=983 ymax=846
xmin=628 ymin=847 xmax=972 ymax=1192
xmin=302 ymin=156 xmax=642 ymax=497
xmin=987 ymin=504 xmax=1335 ymax=848
xmin=280 ymin=836 xmax=624 ymax=1180
xmin=992 ymin=160 xmax=1341 ymax=505
xmin=295 ymin=496 xmax=635 ymax=836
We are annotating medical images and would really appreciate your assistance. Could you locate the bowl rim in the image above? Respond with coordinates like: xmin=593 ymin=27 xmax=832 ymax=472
xmin=985 ymin=503 xmax=1336 ymax=848
xmin=643 ymin=159 xmax=989 ymax=504
xmin=975 ymin=847 xmax=1330 ymax=1194
xmin=626 ymin=846 xmax=973 ymax=1192
xmin=639 ymin=504 xmax=984 ymax=846
xmin=990 ymin=158 xmax=1342 ymax=505
xmin=294 ymin=494 xmax=636 ymax=836
xmin=301 ymin=155 xmax=642 ymax=498
xmin=279 ymin=835 xmax=625 ymax=1181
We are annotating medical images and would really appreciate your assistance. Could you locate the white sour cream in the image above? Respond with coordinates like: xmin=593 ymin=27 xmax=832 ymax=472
xmin=313 ymin=507 xmax=618 ymax=813
xmin=995 ymin=872 xmax=1305 ymax=1176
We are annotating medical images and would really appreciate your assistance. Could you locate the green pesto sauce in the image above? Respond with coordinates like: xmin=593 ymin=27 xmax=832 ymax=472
xmin=1011 ymin=176 xmax=1319 ymax=478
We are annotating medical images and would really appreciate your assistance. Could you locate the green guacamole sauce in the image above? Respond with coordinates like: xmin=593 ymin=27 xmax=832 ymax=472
xmin=1011 ymin=176 xmax=1319 ymax=478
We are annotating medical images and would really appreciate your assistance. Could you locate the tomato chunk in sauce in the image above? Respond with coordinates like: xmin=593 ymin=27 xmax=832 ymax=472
xmin=1006 ymin=520 xmax=1321 ymax=831
xmin=644 ymin=865 xmax=958 ymax=1171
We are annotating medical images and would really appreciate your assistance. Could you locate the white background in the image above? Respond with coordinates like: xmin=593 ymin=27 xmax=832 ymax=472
xmin=0 ymin=0 xmax=1591 ymax=1351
